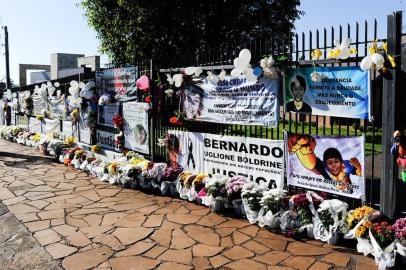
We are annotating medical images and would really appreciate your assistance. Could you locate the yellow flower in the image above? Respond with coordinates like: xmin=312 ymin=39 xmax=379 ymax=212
xmin=369 ymin=47 xmax=377 ymax=55
xmin=350 ymin=48 xmax=357 ymax=55
xmin=108 ymin=162 xmax=118 ymax=175
xmin=32 ymin=133 xmax=41 ymax=142
xmin=90 ymin=145 xmax=101 ymax=153
xmin=355 ymin=225 xmax=367 ymax=238
xmin=327 ymin=50 xmax=335 ymax=59
xmin=311 ymin=49 xmax=322 ymax=60
xmin=65 ymin=136 xmax=76 ymax=145
xmin=383 ymin=42 xmax=388 ymax=53
xmin=193 ymin=173 xmax=208 ymax=183
xmin=36 ymin=115 xmax=44 ymax=121
xmin=129 ymin=159 xmax=143 ymax=165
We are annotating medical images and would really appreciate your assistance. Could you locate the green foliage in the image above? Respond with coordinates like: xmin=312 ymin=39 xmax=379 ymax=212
xmin=80 ymin=0 xmax=303 ymax=65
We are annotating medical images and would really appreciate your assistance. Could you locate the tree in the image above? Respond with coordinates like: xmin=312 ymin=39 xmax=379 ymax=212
xmin=80 ymin=0 xmax=302 ymax=66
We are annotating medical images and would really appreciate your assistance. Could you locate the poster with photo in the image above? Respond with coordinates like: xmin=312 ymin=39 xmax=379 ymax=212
xmin=168 ymin=130 xmax=284 ymax=188
xmin=284 ymin=66 xmax=370 ymax=119
xmin=98 ymin=103 xmax=119 ymax=127
xmin=183 ymin=75 xmax=279 ymax=127
xmin=286 ymin=132 xmax=365 ymax=199
xmin=96 ymin=67 xmax=138 ymax=101
xmin=123 ymin=102 xmax=149 ymax=154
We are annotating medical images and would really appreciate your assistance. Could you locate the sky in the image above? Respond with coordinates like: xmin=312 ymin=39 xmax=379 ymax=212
xmin=0 ymin=0 xmax=405 ymax=86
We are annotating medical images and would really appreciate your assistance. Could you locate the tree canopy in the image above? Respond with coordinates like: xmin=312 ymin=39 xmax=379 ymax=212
xmin=81 ymin=0 xmax=303 ymax=66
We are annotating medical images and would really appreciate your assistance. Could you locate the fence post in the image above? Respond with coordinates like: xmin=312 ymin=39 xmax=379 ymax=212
xmin=380 ymin=11 xmax=402 ymax=219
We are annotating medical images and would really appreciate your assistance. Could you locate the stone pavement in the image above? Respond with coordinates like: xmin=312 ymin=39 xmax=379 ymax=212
xmin=0 ymin=139 xmax=379 ymax=270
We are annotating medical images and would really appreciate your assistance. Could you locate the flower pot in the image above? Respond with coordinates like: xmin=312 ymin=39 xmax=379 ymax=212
xmin=232 ymin=199 xmax=245 ymax=217
xmin=211 ymin=198 xmax=225 ymax=213
xmin=327 ymin=231 xmax=340 ymax=245
xmin=306 ymin=226 xmax=315 ymax=239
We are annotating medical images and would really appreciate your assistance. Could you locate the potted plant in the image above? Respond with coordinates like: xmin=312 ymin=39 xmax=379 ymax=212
xmin=226 ymin=176 xmax=249 ymax=217
xmin=241 ymin=182 xmax=266 ymax=224
xmin=258 ymin=188 xmax=288 ymax=229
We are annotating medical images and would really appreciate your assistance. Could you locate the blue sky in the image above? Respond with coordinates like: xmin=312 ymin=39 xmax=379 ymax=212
xmin=0 ymin=0 xmax=405 ymax=85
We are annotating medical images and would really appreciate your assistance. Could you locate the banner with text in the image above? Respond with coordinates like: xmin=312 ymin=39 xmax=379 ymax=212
xmin=96 ymin=67 xmax=137 ymax=101
xmin=96 ymin=129 xmax=121 ymax=152
xmin=183 ymin=75 xmax=279 ymax=127
xmin=284 ymin=66 xmax=370 ymax=119
xmin=286 ymin=132 xmax=365 ymax=199
xmin=123 ymin=102 xmax=149 ymax=154
xmin=168 ymin=130 xmax=284 ymax=188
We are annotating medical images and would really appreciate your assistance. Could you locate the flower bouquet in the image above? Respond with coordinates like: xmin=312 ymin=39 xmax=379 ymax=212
xmin=159 ymin=165 xmax=183 ymax=195
xmin=71 ymin=149 xmax=86 ymax=169
xmin=226 ymin=176 xmax=249 ymax=217
xmin=47 ymin=140 xmax=68 ymax=157
xmin=369 ymin=221 xmax=396 ymax=270
xmin=149 ymin=163 xmax=168 ymax=189
xmin=281 ymin=191 xmax=326 ymax=238
xmin=257 ymin=188 xmax=288 ymax=229
xmin=393 ymin=218 xmax=406 ymax=258
xmin=204 ymin=174 xmax=228 ymax=212
xmin=314 ymin=199 xmax=348 ymax=244
xmin=176 ymin=172 xmax=194 ymax=199
xmin=190 ymin=174 xmax=208 ymax=203
xmin=241 ymin=182 xmax=266 ymax=223
xmin=344 ymin=205 xmax=380 ymax=256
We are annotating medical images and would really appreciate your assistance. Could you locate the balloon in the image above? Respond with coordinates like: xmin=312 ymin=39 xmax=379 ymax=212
xmin=233 ymin=57 xmax=246 ymax=70
xmin=185 ymin=67 xmax=198 ymax=76
xmin=56 ymin=90 xmax=61 ymax=98
xmin=218 ymin=69 xmax=227 ymax=81
xmin=360 ymin=56 xmax=373 ymax=71
xmin=245 ymin=68 xmax=257 ymax=82
xmin=48 ymin=87 xmax=56 ymax=96
xmin=210 ymin=75 xmax=219 ymax=84
xmin=253 ymin=67 xmax=263 ymax=77
xmin=81 ymin=89 xmax=94 ymax=100
xmin=70 ymin=80 xmax=78 ymax=88
xmin=339 ymin=47 xmax=351 ymax=59
xmin=41 ymin=83 xmax=47 ymax=90
xmin=239 ymin=49 xmax=251 ymax=65
xmin=173 ymin=74 xmax=183 ymax=88
xmin=54 ymin=82 xmax=60 ymax=88
xmin=79 ymin=82 xmax=86 ymax=89
xmin=371 ymin=53 xmax=384 ymax=66
xmin=334 ymin=40 xmax=341 ymax=47
xmin=230 ymin=68 xmax=243 ymax=78
xmin=136 ymin=75 xmax=150 ymax=90
xmin=194 ymin=67 xmax=203 ymax=76
xmin=340 ymin=38 xmax=352 ymax=49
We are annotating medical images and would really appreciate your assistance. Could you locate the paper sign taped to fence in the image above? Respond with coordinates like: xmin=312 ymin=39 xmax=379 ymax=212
xmin=62 ymin=121 xmax=73 ymax=140
xmin=286 ymin=132 xmax=365 ymax=199
xmin=183 ymin=75 xmax=279 ymax=127
xmin=43 ymin=118 xmax=60 ymax=136
xmin=96 ymin=129 xmax=121 ymax=152
xmin=29 ymin=117 xmax=41 ymax=134
xmin=167 ymin=130 xmax=284 ymax=188
xmin=123 ymin=102 xmax=149 ymax=154
xmin=284 ymin=66 xmax=370 ymax=119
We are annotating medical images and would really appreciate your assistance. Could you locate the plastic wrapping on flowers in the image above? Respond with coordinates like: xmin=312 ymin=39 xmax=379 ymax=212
xmin=203 ymin=174 xmax=228 ymax=212
xmin=241 ymin=182 xmax=266 ymax=223
xmin=369 ymin=221 xmax=396 ymax=270
xmin=257 ymin=188 xmax=288 ymax=229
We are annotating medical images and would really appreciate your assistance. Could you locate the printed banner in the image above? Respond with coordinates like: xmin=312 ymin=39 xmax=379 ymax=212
xmin=32 ymin=94 xmax=49 ymax=116
xmin=96 ymin=67 xmax=138 ymax=101
xmin=43 ymin=118 xmax=60 ymax=136
xmin=183 ymin=75 xmax=279 ymax=127
xmin=96 ymin=129 xmax=121 ymax=152
xmin=29 ymin=117 xmax=41 ymax=134
xmin=49 ymin=97 xmax=66 ymax=119
xmin=168 ymin=130 xmax=284 ymax=188
xmin=62 ymin=121 xmax=74 ymax=140
xmin=123 ymin=102 xmax=149 ymax=154
xmin=79 ymin=107 xmax=92 ymax=145
xmin=284 ymin=66 xmax=370 ymax=119
xmin=98 ymin=103 xmax=119 ymax=127
xmin=286 ymin=132 xmax=365 ymax=199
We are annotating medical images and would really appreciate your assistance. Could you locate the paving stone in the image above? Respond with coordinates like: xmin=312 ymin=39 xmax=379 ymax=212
xmin=96 ymin=188 xmax=121 ymax=198
xmin=190 ymin=208 xmax=211 ymax=216
xmin=115 ymin=213 xmax=146 ymax=227
xmin=287 ymin=242 xmax=331 ymax=256
xmin=0 ymin=188 xmax=16 ymax=200
xmin=167 ymin=213 xmax=201 ymax=225
xmin=192 ymin=244 xmax=224 ymax=257
xmin=160 ymin=220 xmax=183 ymax=230
xmin=216 ymin=219 xmax=249 ymax=228
xmin=144 ymin=245 xmax=168 ymax=258
xmin=192 ymin=257 xmax=211 ymax=270
xmin=158 ymin=248 xmax=192 ymax=265
xmin=62 ymin=246 xmax=114 ymax=270
xmin=110 ymin=256 xmax=160 ymax=270
xmin=8 ymin=203 xmax=39 ymax=214
xmin=266 ymin=266 xmax=295 ymax=270
xmin=254 ymin=251 xmax=291 ymax=265
xmin=81 ymin=226 xmax=113 ymax=239
xmin=113 ymin=227 xmax=154 ymax=245
xmin=209 ymin=255 xmax=230 ymax=268
xmin=216 ymin=227 xmax=236 ymax=237
xmin=256 ymin=237 xmax=287 ymax=251
xmin=185 ymin=226 xmax=220 ymax=246
xmin=33 ymin=228 xmax=61 ymax=246
xmin=143 ymin=214 xmax=164 ymax=227
xmin=52 ymin=224 xmax=78 ymax=237
xmin=197 ymin=213 xmax=227 ymax=227
xmin=282 ymin=256 xmax=316 ymax=270
xmin=232 ymin=230 xmax=251 ymax=245
xmin=45 ymin=242 xmax=78 ymax=259
xmin=322 ymin=252 xmax=351 ymax=267
xmin=25 ymin=200 xmax=50 ymax=209
xmin=309 ymin=262 xmax=332 ymax=270
xmin=223 ymin=246 xmax=255 ymax=260
xmin=14 ymin=212 xmax=39 ymax=222
xmin=242 ymin=240 xmax=271 ymax=254
xmin=221 ymin=236 xmax=234 ymax=247
xmin=83 ymin=214 xmax=103 ymax=226
xmin=170 ymin=228 xmax=196 ymax=249
xmin=67 ymin=231 xmax=92 ymax=247
xmin=156 ymin=262 xmax=193 ymax=270
xmin=2 ymin=196 xmax=26 ymax=205
xmin=24 ymin=220 xmax=50 ymax=232
xmin=355 ymin=255 xmax=376 ymax=270
xmin=239 ymin=225 xmax=260 ymax=237
xmin=93 ymin=234 xmax=125 ymax=251
xmin=151 ymin=229 xmax=172 ymax=247
xmin=226 ymin=259 xmax=267 ymax=270
xmin=101 ymin=213 xmax=127 ymax=226
xmin=66 ymin=216 xmax=90 ymax=228
xmin=116 ymin=241 xmax=156 ymax=257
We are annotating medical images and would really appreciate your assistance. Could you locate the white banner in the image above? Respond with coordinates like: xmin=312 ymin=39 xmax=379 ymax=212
xmin=168 ymin=130 xmax=284 ymax=188
xmin=79 ymin=107 xmax=92 ymax=145
xmin=44 ymin=118 xmax=60 ymax=136
xmin=29 ymin=117 xmax=41 ymax=134
xmin=183 ymin=75 xmax=279 ymax=127
xmin=62 ymin=121 xmax=74 ymax=140
xmin=96 ymin=129 xmax=121 ymax=152
xmin=286 ymin=132 xmax=365 ymax=199
xmin=123 ymin=102 xmax=149 ymax=154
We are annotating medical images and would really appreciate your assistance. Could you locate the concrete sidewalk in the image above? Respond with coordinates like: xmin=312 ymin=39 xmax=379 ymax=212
xmin=0 ymin=140 xmax=378 ymax=270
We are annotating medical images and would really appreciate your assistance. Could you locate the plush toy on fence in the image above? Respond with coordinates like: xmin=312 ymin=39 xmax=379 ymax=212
xmin=391 ymin=130 xmax=406 ymax=182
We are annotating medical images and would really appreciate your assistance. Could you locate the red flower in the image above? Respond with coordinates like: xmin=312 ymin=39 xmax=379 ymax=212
xmin=112 ymin=114 xmax=124 ymax=128
xmin=145 ymin=96 xmax=152 ymax=103
xmin=170 ymin=117 xmax=179 ymax=124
